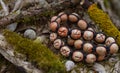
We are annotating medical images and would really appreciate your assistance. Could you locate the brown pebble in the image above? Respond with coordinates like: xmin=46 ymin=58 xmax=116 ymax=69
xmin=83 ymin=43 xmax=93 ymax=53
xmin=105 ymin=37 xmax=115 ymax=46
xmin=69 ymin=13 xmax=79 ymax=22
xmin=67 ymin=37 xmax=75 ymax=46
xmin=85 ymin=54 xmax=96 ymax=63
xmin=74 ymin=39 xmax=83 ymax=49
xmin=109 ymin=43 xmax=119 ymax=54
xmin=83 ymin=30 xmax=94 ymax=41
xmin=50 ymin=33 xmax=57 ymax=42
xmin=53 ymin=39 xmax=64 ymax=49
xmin=60 ymin=46 xmax=71 ymax=57
xmin=95 ymin=33 xmax=106 ymax=43
xmin=77 ymin=20 xmax=88 ymax=30
xmin=59 ymin=12 xmax=68 ymax=22
xmin=49 ymin=22 xmax=58 ymax=31
xmin=70 ymin=29 xmax=81 ymax=39
xmin=96 ymin=46 xmax=106 ymax=56
xmin=51 ymin=16 xmax=61 ymax=24
xmin=58 ymin=27 xmax=68 ymax=37
xmin=72 ymin=51 xmax=83 ymax=62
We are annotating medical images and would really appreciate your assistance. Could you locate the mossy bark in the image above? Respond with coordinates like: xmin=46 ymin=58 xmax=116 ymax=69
xmin=88 ymin=4 xmax=120 ymax=46
xmin=3 ymin=30 xmax=66 ymax=73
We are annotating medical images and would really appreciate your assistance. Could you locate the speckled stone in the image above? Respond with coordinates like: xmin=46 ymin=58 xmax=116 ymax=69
xmin=65 ymin=60 xmax=75 ymax=71
xmin=24 ymin=29 xmax=36 ymax=40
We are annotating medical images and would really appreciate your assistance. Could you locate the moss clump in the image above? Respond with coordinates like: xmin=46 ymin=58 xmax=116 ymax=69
xmin=41 ymin=10 xmax=56 ymax=17
xmin=88 ymin=4 xmax=120 ymax=45
xmin=3 ymin=30 xmax=66 ymax=73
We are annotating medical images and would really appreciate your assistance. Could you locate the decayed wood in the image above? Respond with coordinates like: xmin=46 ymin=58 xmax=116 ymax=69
xmin=0 ymin=34 xmax=43 ymax=73
xmin=0 ymin=12 xmax=19 ymax=27
xmin=0 ymin=0 xmax=9 ymax=15
xmin=0 ymin=7 xmax=42 ymax=27
xmin=0 ymin=0 xmax=50 ymax=27
xmin=0 ymin=0 xmax=65 ymax=27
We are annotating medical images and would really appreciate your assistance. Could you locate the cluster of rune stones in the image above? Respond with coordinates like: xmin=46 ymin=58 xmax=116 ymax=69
xmin=49 ymin=12 xmax=119 ymax=63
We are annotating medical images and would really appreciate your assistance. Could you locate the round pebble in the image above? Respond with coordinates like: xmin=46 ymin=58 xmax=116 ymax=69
xmin=95 ymin=33 xmax=106 ymax=43
xmin=51 ymin=16 xmax=61 ymax=24
xmin=50 ymin=33 xmax=57 ymax=42
xmin=58 ymin=27 xmax=68 ymax=37
xmin=49 ymin=22 xmax=58 ymax=32
xmin=72 ymin=51 xmax=83 ymax=62
xmin=77 ymin=20 xmax=88 ymax=30
xmin=65 ymin=60 xmax=75 ymax=71
xmin=83 ymin=30 xmax=94 ymax=41
xmin=69 ymin=13 xmax=79 ymax=22
xmin=53 ymin=39 xmax=64 ymax=49
xmin=85 ymin=54 xmax=96 ymax=63
xmin=24 ymin=29 xmax=36 ymax=40
xmin=70 ymin=29 xmax=81 ymax=39
xmin=105 ymin=37 xmax=115 ymax=46
xmin=67 ymin=37 xmax=75 ymax=46
xmin=59 ymin=12 xmax=68 ymax=22
xmin=109 ymin=43 xmax=119 ymax=54
xmin=96 ymin=46 xmax=106 ymax=56
xmin=60 ymin=46 xmax=71 ymax=57
xmin=74 ymin=39 xmax=83 ymax=49
xmin=83 ymin=43 xmax=93 ymax=53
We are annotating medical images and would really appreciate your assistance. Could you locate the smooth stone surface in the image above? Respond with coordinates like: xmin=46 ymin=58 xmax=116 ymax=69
xmin=24 ymin=29 xmax=36 ymax=40
xmin=65 ymin=60 xmax=75 ymax=71
xmin=6 ymin=23 xmax=18 ymax=31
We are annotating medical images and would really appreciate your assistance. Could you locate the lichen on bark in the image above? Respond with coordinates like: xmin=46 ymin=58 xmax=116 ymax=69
xmin=3 ymin=30 xmax=66 ymax=73
xmin=88 ymin=4 xmax=120 ymax=46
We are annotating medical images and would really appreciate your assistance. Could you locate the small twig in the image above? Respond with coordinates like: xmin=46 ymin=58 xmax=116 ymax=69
xmin=12 ymin=0 xmax=23 ymax=12
xmin=0 ymin=0 xmax=65 ymax=27
xmin=96 ymin=0 xmax=106 ymax=12
xmin=50 ymin=0 xmax=64 ymax=6
xmin=0 ymin=0 xmax=9 ymax=16
xmin=0 ymin=10 xmax=20 ymax=27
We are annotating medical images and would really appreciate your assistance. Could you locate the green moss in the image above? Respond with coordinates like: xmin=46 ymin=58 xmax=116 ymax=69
xmin=104 ymin=0 xmax=110 ymax=8
xmin=3 ymin=30 xmax=66 ymax=73
xmin=41 ymin=10 xmax=56 ymax=17
xmin=88 ymin=4 xmax=120 ymax=46
xmin=17 ymin=16 xmax=34 ymax=25
xmin=16 ymin=10 xmax=56 ymax=25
